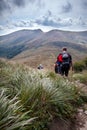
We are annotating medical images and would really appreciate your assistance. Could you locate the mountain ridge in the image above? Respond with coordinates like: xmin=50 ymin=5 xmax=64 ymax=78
xmin=0 ymin=29 xmax=87 ymax=69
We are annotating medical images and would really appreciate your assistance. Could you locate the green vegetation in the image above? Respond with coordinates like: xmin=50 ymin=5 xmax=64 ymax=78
xmin=0 ymin=91 xmax=36 ymax=130
xmin=0 ymin=45 xmax=25 ymax=59
xmin=73 ymin=57 xmax=87 ymax=72
xmin=73 ymin=57 xmax=87 ymax=85
xmin=73 ymin=71 xmax=87 ymax=85
xmin=0 ymin=59 xmax=87 ymax=130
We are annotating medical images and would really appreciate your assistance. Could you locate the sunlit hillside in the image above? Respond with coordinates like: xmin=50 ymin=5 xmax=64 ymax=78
xmin=0 ymin=29 xmax=87 ymax=69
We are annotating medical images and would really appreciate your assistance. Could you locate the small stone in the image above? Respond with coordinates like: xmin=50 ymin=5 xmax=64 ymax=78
xmin=84 ymin=111 xmax=87 ymax=115
xmin=78 ymin=109 xmax=83 ymax=113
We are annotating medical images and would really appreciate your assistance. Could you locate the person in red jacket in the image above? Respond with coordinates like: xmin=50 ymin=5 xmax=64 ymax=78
xmin=56 ymin=47 xmax=72 ymax=77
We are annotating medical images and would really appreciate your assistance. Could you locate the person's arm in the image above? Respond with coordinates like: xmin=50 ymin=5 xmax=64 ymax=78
xmin=69 ymin=54 xmax=73 ymax=70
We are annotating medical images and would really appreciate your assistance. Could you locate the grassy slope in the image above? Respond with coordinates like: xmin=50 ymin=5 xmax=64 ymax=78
xmin=0 ymin=29 xmax=87 ymax=69
xmin=0 ymin=59 xmax=87 ymax=130
xmin=12 ymin=45 xmax=87 ymax=70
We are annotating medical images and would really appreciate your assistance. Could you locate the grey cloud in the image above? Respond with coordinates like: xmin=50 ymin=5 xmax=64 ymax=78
xmin=62 ymin=2 xmax=72 ymax=13
xmin=0 ymin=0 xmax=10 ymax=15
xmin=12 ymin=0 xmax=44 ymax=7
xmin=28 ymin=0 xmax=36 ymax=3
xmin=0 ymin=0 xmax=7 ymax=11
xmin=0 ymin=25 xmax=4 ymax=30
xmin=0 ymin=0 xmax=25 ymax=16
xmin=36 ymin=0 xmax=45 ymax=8
xmin=35 ymin=11 xmax=87 ymax=28
xmin=35 ymin=11 xmax=56 ymax=27
xmin=35 ymin=13 xmax=72 ymax=28
xmin=78 ymin=17 xmax=86 ymax=25
xmin=13 ymin=0 xmax=25 ymax=7
xmin=12 ymin=16 xmax=87 ymax=29
xmin=12 ymin=20 xmax=33 ymax=27
xmin=0 ymin=0 xmax=44 ymax=16
xmin=29 ymin=0 xmax=45 ymax=8
xmin=36 ymin=18 xmax=57 ymax=27
xmin=83 ymin=1 xmax=87 ymax=9
xmin=47 ymin=10 xmax=52 ymax=17
xmin=28 ymin=0 xmax=42 ymax=4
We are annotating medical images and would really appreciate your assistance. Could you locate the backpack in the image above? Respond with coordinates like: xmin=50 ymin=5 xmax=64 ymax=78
xmin=62 ymin=52 xmax=70 ymax=65
xmin=58 ymin=52 xmax=70 ymax=65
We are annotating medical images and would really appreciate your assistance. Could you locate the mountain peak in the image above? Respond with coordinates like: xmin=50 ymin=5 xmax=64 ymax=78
xmin=0 ymin=29 xmax=87 ymax=66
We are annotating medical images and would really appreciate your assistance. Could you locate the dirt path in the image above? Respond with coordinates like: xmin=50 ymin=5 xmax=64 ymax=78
xmin=72 ymin=80 xmax=87 ymax=130
xmin=74 ymin=80 xmax=87 ymax=130
xmin=49 ymin=108 xmax=87 ymax=130
xmin=76 ymin=108 xmax=87 ymax=130
xmin=49 ymin=80 xmax=87 ymax=130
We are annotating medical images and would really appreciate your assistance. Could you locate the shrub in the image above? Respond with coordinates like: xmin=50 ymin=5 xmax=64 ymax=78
xmin=73 ymin=61 xmax=86 ymax=72
xmin=83 ymin=57 xmax=87 ymax=68
xmin=73 ymin=71 xmax=87 ymax=85
xmin=0 ymin=59 xmax=7 ymax=68
xmin=47 ymin=71 xmax=57 ymax=79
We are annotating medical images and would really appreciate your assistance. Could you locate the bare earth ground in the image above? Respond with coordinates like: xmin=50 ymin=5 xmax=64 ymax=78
xmin=49 ymin=110 xmax=87 ymax=130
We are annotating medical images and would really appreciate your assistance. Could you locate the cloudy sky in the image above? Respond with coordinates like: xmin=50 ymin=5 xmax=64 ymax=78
xmin=0 ymin=0 xmax=87 ymax=35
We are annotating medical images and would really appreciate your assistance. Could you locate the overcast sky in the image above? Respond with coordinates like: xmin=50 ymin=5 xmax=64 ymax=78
xmin=0 ymin=0 xmax=87 ymax=35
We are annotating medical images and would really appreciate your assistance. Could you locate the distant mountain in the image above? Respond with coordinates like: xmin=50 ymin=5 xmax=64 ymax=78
xmin=0 ymin=29 xmax=43 ymax=58
xmin=0 ymin=29 xmax=87 ymax=68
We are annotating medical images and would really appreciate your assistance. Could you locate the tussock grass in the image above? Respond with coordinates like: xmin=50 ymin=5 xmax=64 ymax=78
xmin=0 ymin=59 xmax=87 ymax=130
xmin=0 ymin=90 xmax=36 ymax=130
xmin=73 ymin=71 xmax=87 ymax=85
xmin=73 ymin=57 xmax=87 ymax=72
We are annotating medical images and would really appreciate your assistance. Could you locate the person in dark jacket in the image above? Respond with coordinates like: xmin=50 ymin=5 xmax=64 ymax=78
xmin=37 ymin=64 xmax=43 ymax=70
xmin=57 ymin=47 xmax=72 ymax=77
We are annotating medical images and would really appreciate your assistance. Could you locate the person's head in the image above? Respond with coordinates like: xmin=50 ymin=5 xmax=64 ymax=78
xmin=39 ymin=64 xmax=42 ymax=67
xmin=62 ymin=47 xmax=67 ymax=51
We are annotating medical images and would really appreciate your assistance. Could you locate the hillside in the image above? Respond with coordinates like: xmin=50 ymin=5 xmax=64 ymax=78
xmin=0 ymin=29 xmax=43 ymax=58
xmin=0 ymin=59 xmax=87 ymax=130
xmin=0 ymin=29 xmax=87 ymax=69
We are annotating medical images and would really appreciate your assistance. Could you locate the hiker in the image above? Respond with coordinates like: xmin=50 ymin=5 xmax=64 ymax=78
xmin=56 ymin=47 xmax=72 ymax=77
xmin=37 ymin=64 xmax=43 ymax=70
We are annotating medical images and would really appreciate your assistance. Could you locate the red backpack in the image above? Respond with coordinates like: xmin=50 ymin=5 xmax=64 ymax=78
xmin=57 ymin=53 xmax=63 ymax=62
xmin=57 ymin=52 xmax=70 ymax=64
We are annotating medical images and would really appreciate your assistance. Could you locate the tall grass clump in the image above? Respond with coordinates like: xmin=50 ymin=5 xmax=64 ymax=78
xmin=73 ymin=61 xmax=86 ymax=72
xmin=0 ymin=90 xmax=36 ymax=130
xmin=0 ymin=59 xmax=87 ymax=130
xmin=73 ymin=71 xmax=87 ymax=85
xmin=0 ymin=59 xmax=7 ymax=68
xmin=73 ymin=57 xmax=87 ymax=72
xmin=17 ymin=70 xmax=85 ymax=129
xmin=83 ymin=57 xmax=87 ymax=69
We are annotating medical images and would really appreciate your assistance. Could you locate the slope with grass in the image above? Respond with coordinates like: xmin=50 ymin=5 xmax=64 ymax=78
xmin=0 ymin=29 xmax=87 ymax=69
xmin=0 ymin=59 xmax=87 ymax=130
